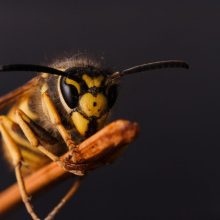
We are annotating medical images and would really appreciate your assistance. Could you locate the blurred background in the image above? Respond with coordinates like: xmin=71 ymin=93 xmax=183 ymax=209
xmin=0 ymin=0 xmax=220 ymax=219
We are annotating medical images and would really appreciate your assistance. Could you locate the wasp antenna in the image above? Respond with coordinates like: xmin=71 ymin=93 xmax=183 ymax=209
xmin=111 ymin=60 xmax=189 ymax=80
xmin=0 ymin=64 xmax=68 ymax=77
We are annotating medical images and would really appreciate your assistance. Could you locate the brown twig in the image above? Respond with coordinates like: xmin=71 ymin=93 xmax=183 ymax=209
xmin=0 ymin=119 xmax=139 ymax=215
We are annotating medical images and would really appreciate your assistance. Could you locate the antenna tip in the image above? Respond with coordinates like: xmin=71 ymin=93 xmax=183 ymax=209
xmin=182 ymin=62 xmax=190 ymax=69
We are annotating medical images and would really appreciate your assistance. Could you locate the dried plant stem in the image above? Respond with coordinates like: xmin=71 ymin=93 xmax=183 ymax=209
xmin=0 ymin=120 xmax=139 ymax=215
xmin=0 ymin=156 xmax=69 ymax=214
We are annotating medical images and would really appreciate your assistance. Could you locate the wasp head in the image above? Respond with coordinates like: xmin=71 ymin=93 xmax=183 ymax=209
xmin=58 ymin=66 xmax=118 ymax=136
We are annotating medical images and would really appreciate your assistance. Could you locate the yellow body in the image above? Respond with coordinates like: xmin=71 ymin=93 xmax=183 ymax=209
xmin=3 ymin=94 xmax=50 ymax=175
xmin=0 ymin=55 xmax=188 ymax=220
xmin=2 ymin=72 xmax=110 ymax=175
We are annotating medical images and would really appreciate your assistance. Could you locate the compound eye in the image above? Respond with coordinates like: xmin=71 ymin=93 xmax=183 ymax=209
xmin=107 ymin=84 xmax=118 ymax=108
xmin=60 ymin=77 xmax=80 ymax=109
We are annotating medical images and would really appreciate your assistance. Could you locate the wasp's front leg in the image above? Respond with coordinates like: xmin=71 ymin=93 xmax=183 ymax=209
xmin=0 ymin=116 xmax=40 ymax=220
xmin=15 ymin=109 xmax=84 ymax=176
xmin=13 ymin=110 xmax=84 ymax=219
xmin=41 ymin=92 xmax=76 ymax=150
xmin=15 ymin=109 xmax=60 ymax=163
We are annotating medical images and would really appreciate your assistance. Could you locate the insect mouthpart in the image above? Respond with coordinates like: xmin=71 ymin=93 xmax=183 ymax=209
xmin=71 ymin=91 xmax=108 ymax=137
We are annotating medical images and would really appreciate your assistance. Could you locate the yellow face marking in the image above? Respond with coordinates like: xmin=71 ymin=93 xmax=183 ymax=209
xmin=71 ymin=112 xmax=89 ymax=136
xmin=65 ymin=78 xmax=81 ymax=93
xmin=79 ymin=93 xmax=107 ymax=117
xmin=82 ymin=74 xmax=104 ymax=88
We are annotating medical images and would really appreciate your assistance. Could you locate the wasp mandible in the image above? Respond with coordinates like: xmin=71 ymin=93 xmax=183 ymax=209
xmin=0 ymin=57 xmax=189 ymax=220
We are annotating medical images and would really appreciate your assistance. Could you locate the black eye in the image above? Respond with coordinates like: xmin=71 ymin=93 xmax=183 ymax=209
xmin=107 ymin=84 xmax=118 ymax=108
xmin=60 ymin=77 xmax=79 ymax=109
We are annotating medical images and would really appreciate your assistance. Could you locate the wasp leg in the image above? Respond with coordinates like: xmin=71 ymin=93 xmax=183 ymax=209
xmin=0 ymin=115 xmax=83 ymax=219
xmin=45 ymin=177 xmax=83 ymax=220
xmin=15 ymin=109 xmax=60 ymax=163
xmin=41 ymin=92 xmax=76 ymax=150
xmin=0 ymin=116 xmax=40 ymax=220
xmin=15 ymin=109 xmax=84 ymax=176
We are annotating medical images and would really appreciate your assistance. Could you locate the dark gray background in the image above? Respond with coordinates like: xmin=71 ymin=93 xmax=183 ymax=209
xmin=0 ymin=1 xmax=220 ymax=219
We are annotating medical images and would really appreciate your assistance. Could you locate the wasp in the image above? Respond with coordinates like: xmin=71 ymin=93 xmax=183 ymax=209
xmin=0 ymin=56 xmax=189 ymax=220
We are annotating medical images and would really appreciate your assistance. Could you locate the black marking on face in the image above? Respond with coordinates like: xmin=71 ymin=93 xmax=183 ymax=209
xmin=60 ymin=77 xmax=79 ymax=109
xmin=107 ymin=84 xmax=118 ymax=108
